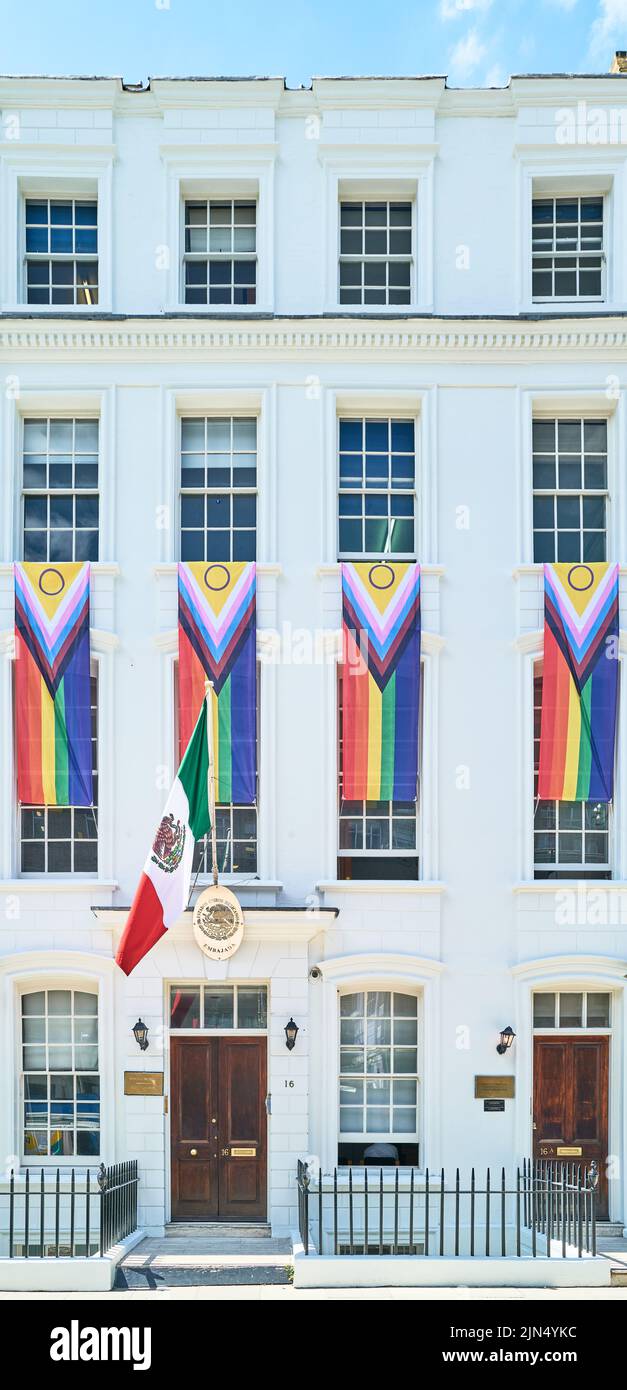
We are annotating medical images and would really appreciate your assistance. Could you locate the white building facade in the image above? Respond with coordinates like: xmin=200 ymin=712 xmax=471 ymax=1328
xmin=1 ymin=71 xmax=627 ymax=1238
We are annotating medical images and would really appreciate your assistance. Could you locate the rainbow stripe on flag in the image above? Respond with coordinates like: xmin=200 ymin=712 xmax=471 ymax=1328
xmin=178 ymin=562 xmax=257 ymax=804
xmin=341 ymin=562 xmax=421 ymax=801
xmin=14 ymin=562 xmax=93 ymax=807
xmin=538 ymin=562 xmax=619 ymax=802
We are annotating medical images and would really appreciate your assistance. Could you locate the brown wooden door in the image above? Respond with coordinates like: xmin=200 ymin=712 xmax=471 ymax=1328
xmin=218 ymin=1037 xmax=267 ymax=1221
xmin=533 ymin=1036 xmax=609 ymax=1219
xmin=170 ymin=1035 xmax=267 ymax=1221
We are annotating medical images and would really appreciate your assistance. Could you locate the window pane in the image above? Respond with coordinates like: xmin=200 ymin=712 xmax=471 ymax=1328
xmin=340 ymin=1018 xmax=365 ymax=1045
xmin=204 ymin=987 xmax=234 ymax=1029
xmin=559 ymin=993 xmax=583 ymax=1028
xmin=586 ymin=993 xmax=610 ymax=1027
xmin=170 ymin=988 xmax=200 ymax=1028
xmin=237 ymin=987 xmax=267 ymax=1030
xmin=533 ymin=993 xmax=556 ymax=1028
xmin=22 ymin=991 xmax=45 ymax=1016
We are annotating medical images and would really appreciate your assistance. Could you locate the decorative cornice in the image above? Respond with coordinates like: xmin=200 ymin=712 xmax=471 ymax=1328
xmin=316 ymin=951 xmax=445 ymax=981
xmin=0 ymin=561 xmax=120 ymax=576
xmin=511 ymin=953 xmax=627 ymax=978
xmin=316 ymin=562 xmax=445 ymax=577
xmin=514 ymin=881 xmax=627 ymax=894
xmin=316 ymin=879 xmax=445 ymax=894
xmin=4 ymin=317 xmax=627 ymax=358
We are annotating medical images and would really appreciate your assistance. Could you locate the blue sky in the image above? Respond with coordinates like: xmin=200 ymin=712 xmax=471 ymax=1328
xmin=0 ymin=0 xmax=626 ymax=87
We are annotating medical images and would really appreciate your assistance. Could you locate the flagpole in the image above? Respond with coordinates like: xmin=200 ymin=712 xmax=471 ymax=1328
xmin=204 ymin=680 xmax=219 ymax=887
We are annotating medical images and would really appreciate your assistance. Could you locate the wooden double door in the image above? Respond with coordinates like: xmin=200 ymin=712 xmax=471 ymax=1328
xmin=533 ymin=1036 xmax=609 ymax=1220
xmin=170 ymin=1036 xmax=267 ymax=1222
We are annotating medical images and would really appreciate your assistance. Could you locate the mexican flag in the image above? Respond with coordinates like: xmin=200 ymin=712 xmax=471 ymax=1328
xmin=116 ymin=701 xmax=211 ymax=975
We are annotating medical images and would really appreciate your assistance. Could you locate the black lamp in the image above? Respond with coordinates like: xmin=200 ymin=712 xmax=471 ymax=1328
xmin=284 ymin=1018 xmax=299 ymax=1051
xmin=132 ymin=1018 xmax=149 ymax=1052
xmin=496 ymin=1025 xmax=515 ymax=1056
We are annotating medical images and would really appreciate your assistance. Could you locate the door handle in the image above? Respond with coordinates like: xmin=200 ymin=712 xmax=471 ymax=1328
xmin=190 ymin=1148 xmax=198 ymax=1157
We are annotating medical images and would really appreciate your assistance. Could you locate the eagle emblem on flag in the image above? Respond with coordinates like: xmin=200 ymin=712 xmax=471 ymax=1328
xmin=151 ymin=813 xmax=186 ymax=874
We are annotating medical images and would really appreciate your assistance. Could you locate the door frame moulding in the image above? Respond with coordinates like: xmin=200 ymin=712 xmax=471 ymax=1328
xmin=512 ymin=955 xmax=627 ymax=1226
xmin=164 ymin=991 xmax=271 ymax=1226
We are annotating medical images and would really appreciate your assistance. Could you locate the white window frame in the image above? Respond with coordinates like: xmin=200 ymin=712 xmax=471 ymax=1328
xmin=517 ymin=644 xmax=627 ymax=881
xmin=19 ymin=984 xmax=100 ymax=1165
xmin=161 ymin=151 xmax=276 ymax=313
xmin=515 ymin=153 xmax=627 ymax=313
xmin=0 ymin=953 xmax=116 ymax=1173
xmin=182 ymin=196 xmax=257 ymax=308
xmin=337 ymin=409 xmax=419 ymax=561
xmin=164 ymin=389 xmax=273 ymax=566
xmin=0 ymin=148 xmax=113 ymax=312
xmin=8 ymin=642 xmax=115 ymax=884
xmin=22 ymin=194 xmax=99 ymax=309
xmin=337 ymin=987 xmax=422 ymax=1150
xmin=320 ymin=154 xmax=435 ymax=314
xmin=18 ymin=664 xmax=100 ymax=878
xmin=533 ymin=661 xmax=612 ymax=880
xmin=532 ymin=988 xmax=612 ymax=1032
xmin=338 ymin=196 xmax=414 ymax=308
xmin=321 ymin=640 xmax=441 ymax=885
xmin=518 ymin=391 xmax=622 ymax=568
xmin=178 ymin=411 xmax=258 ymax=564
xmin=317 ymin=954 xmax=444 ymax=1175
xmin=322 ymin=389 xmax=435 ymax=569
xmin=168 ymin=981 xmax=269 ymax=1033
xmin=337 ymin=663 xmax=423 ymax=879
xmin=531 ymin=413 xmax=609 ymax=565
xmin=531 ymin=192 xmax=605 ymax=305
xmin=20 ymin=412 xmax=101 ymax=564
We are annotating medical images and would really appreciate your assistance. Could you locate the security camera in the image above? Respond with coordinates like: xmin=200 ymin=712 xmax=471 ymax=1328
xmin=309 ymin=966 xmax=322 ymax=980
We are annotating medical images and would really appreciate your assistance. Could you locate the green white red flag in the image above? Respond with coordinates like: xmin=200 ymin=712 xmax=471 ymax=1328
xmin=116 ymin=701 xmax=211 ymax=975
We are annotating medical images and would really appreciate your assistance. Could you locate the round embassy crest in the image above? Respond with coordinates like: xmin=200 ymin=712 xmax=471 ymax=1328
xmin=192 ymin=885 xmax=244 ymax=961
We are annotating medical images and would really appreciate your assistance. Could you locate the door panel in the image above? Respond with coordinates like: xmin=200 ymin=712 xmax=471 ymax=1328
xmin=170 ymin=1035 xmax=267 ymax=1221
xmin=533 ymin=1036 xmax=609 ymax=1219
xmin=170 ymin=1037 xmax=218 ymax=1220
xmin=218 ymin=1038 xmax=267 ymax=1221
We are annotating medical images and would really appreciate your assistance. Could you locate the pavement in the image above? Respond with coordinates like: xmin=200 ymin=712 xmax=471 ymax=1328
xmin=2 ymin=1285 xmax=627 ymax=1300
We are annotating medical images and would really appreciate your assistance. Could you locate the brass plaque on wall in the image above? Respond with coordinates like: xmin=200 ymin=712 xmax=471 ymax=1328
xmin=124 ymin=1071 xmax=164 ymax=1097
xmin=474 ymin=1075 xmax=515 ymax=1100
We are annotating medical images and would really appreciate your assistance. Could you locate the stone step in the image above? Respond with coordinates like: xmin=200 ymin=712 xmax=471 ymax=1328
xmin=164 ymin=1222 xmax=272 ymax=1240
xmin=115 ymin=1262 xmax=292 ymax=1289
xmin=115 ymin=1233 xmax=293 ymax=1289
xmin=597 ymin=1223 xmax=625 ymax=1238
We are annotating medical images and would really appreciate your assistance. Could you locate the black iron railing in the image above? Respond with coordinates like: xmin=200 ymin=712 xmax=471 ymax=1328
xmin=296 ymin=1159 xmax=598 ymax=1258
xmin=3 ymin=1161 xmax=139 ymax=1259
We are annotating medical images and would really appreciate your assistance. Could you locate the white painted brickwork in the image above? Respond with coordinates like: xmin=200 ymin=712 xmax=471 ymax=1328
xmin=1 ymin=73 xmax=627 ymax=1236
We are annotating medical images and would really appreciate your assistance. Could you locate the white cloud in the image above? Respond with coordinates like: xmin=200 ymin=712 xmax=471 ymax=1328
xmin=440 ymin=0 xmax=493 ymax=20
xmin=589 ymin=0 xmax=627 ymax=59
xmin=484 ymin=64 xmax=507 ymax=87
xmin=449 ymin=29 xmax=488 ymax=76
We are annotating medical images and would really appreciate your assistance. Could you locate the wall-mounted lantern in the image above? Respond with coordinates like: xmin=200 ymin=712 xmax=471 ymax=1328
xmin=132 ymin=1018 xmax=149 ymax=1052
xmin=284 ymin=1018 xmax=299 ymax=1051
xmin=496 ymin=1025 xmax=515 ymax=1056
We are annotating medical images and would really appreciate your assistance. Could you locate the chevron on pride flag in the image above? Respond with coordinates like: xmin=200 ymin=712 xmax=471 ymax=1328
xmin=341 ymin=561 xmax=421 ymax=802
xmin=178 ymin=561 xmax=257 ymax=804
xmin=14 ymin=562 xmax=93 ymax=807
xmin=538 ymin=562 xmax=619 ymax=802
